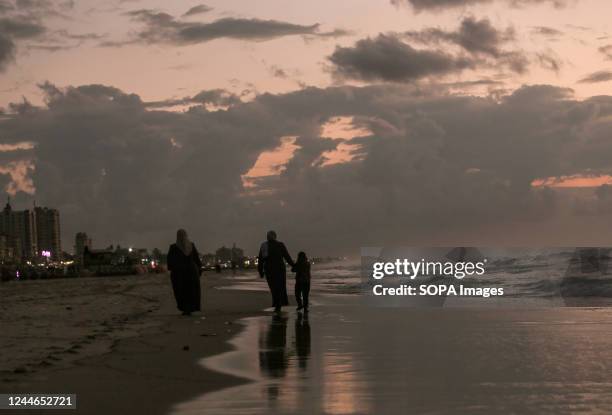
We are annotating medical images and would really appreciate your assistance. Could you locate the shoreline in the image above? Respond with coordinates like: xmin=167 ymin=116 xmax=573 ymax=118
xmin=0 ymin=271 xmax=270 ymax=415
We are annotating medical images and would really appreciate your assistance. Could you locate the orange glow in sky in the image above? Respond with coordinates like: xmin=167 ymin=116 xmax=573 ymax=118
xmin=241 ymin=136 xmax=299 ymax=187
xmin=532 ymin=174 xmax=612 ymax=188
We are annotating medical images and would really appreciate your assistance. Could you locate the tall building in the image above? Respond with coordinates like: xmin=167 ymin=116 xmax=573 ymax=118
xmin=0 ymin=199 xmax=37 ymax=261
xmin=0 ymin=198 xmax=62 ymax=263
xmin=35 ymin=206 xmax=62 ymax=260
xmin=75 ymin=232 xmax=92 ymax=266
xmin=0 ymin=234 xmax=15 ymax=262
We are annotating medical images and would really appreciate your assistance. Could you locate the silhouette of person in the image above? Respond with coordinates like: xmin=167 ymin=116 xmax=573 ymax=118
xmin=167 ymin=229 xmax=202 ymax=315
xmin=258 ymin=230 xmax=294 ymax=312
xmin=259 ymin=313 xmax=289 ymax=379
xmin=292 ymin=251 xmax=311 ymax=312
xmin=294 ymin=312 xmax=311 ymax=371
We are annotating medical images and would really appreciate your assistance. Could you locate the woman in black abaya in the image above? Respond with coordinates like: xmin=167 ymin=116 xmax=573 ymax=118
xmin=167 ymin=229 xmax=202 ymax=315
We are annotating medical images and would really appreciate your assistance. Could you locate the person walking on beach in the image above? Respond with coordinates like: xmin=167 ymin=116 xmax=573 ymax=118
xmin=292 ymin=251 xmax=311 ymax=312
xmin=258 ymin=230 xmax=294 ymax=313
xmin=167 ymin=229 xmax=202 ymax=316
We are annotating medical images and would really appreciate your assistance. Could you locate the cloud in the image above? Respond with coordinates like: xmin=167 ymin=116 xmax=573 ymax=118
xmin=578 ymin=70 xmax=612 ymax=84
xmin=405 ymin=17 xmax=515 ymax=57
xmin=182 ymin=4 xmax=213 ymax=17
xmin=144 ymin=88 xmax=241 ymax=109
xmin=0 ymin=33 xmax=15 ymax=69
xmin=0 ymin=0 xmax=13 ymax=13
xmin=14 ymin=0 xmax=73 ymax=19
xmin=0 ymin=16 xmax=45 ymax=38
xmin=2 ymin=82 xmax=612 ymax=252
xmin=531 ymin=26 xmax=564 ymax=37
xmin=391 ymin=0 xmax=572 ymax=12
xmin=404 ymin=17 xmax=530 ymax=73
xmin=328 ymin=34 xmax=476 ymax=82
xmin=0 ymin=1 xmax=86 ymax=68
xmin=599 ymin=44 xmax=612 ymax=60
xmin=536 ymin=51 xmax=562 ymax=72
xmin=22 ymin=29 xmax=104 ymax=53
xmin=104 ymin=9 xmax=347 ymax=46
xmin=0 ymin=15 xmax=46 ymax=69
xmin=0 ymin=160 xmax=35 ymax=195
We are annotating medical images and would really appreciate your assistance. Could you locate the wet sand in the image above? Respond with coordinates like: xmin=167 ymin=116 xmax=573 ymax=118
xmin=0 ymin=271 xmax=270 ymax=415
xmin=175 ymin=296 xmax=612 ymax=415
xmin=4 ymin=273 xmax=612 ymax=414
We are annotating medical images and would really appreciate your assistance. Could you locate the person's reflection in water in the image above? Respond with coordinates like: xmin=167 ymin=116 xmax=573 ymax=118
xmin=294 ymin=312 xmax=311 ymax=372
xmin=259 ymin=313 xmax=289 ymax=404
xmin=259 ymin=313 xmax=289 ymax=379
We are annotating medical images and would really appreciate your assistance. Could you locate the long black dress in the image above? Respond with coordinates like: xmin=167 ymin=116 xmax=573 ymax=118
xmin=258 ymin=240 xmax=294 ymax=308
xmin=167 ymin=243 xmax=202 ymax=313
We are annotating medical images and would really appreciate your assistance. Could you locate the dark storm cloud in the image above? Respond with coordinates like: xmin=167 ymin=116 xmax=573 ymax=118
xmin=2 ymin=82 xmax=612 ymax=252
xmin=328 ymin=34 xmax=476 ymax=82
xmin=104 ymin=9 xmax=347 ymax=46
xmin=182 ymin=4 xmax=212 ymax=17
xmin=391 ymin=0 xmax=571 ymax=12
xmin=577 ymin=70 xmax=612 ymax=84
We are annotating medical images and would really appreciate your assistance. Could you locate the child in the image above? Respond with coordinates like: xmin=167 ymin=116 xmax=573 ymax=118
xmin=292 ymin=251 xmax=311 ymax=312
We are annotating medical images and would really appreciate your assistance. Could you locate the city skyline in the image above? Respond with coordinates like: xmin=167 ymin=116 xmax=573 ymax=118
xmin=1 ymin=0 xmax=612 ymax=255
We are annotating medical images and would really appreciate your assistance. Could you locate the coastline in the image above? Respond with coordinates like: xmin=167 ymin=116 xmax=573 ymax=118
xmin=0 ymin=271 xmax=269 ymax=415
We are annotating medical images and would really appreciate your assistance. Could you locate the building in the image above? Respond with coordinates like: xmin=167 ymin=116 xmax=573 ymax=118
xmin=75 ymin=232 xmax=92 ymax=266
xmin=215 ymin=243 xmax=246 ymax=267
xmin=0 ymin=234 xmax=15 ymax=262
xmin=0 ymin=199 xmax=37 ymax=262
xmin=35 ymin=206 xmax=61 ymax=261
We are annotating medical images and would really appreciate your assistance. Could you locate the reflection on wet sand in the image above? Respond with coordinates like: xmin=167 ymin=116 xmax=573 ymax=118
xmin=259 ymin=313 xmax=289 ymax=380
xmin=294 ymin=313 xmax=310 ymax=372
xmin=171 ymin=309 xmax=372 ymax=414
xmin=172 ymin=302 xmax=612 ymax=415
xmin=322 ymin=352 xmax=371 ymax=415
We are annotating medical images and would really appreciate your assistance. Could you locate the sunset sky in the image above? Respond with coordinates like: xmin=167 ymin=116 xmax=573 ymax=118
xmin=1 ymin=0 xmax=612 ymax=254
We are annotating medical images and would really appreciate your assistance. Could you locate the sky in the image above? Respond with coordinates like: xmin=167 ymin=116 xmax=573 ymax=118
xmin=1 ymin=0 xmax=612 ymax=255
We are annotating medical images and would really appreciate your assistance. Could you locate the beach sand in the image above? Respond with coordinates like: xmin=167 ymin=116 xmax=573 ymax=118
xmin=0 ymin=271 xmax=270 ymax=415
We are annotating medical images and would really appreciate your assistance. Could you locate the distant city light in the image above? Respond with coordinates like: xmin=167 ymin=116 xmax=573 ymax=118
xmin=128 ymin=247 xmax=133 ymax=253
xmin=41 ymin=250 xmax=51 ymax=258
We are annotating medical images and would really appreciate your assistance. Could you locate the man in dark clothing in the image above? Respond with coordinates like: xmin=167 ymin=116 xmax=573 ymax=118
xmin=258 ymin=230 xmax=294 ymax=312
